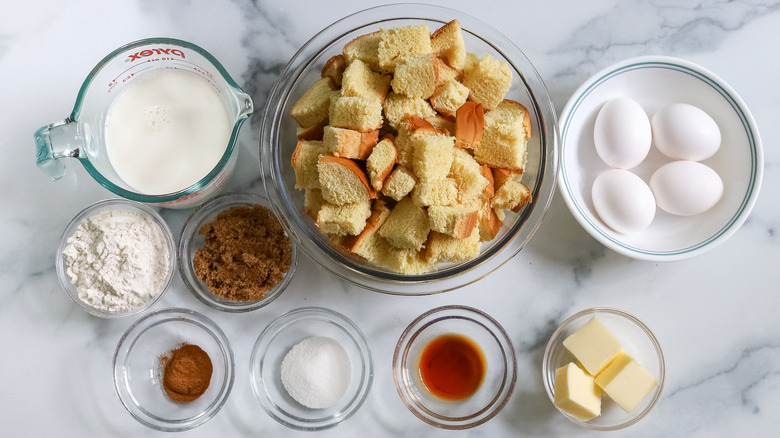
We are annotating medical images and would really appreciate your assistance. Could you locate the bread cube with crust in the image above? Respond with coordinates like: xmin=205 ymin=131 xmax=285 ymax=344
xmin=329 ymin=96 xmax=384 ymax=132
xmin=475 ymin=100 xmax=530 ymax=170
xmin=382 ymin=91 xmax=436 ymax=129
xmin=427 ymin=205 xmax=479 ymax=238
xmin=291 ymin=77 xmax=338 ymax=128
xmin=317 ymin=155 xmax=375 ymax=205
xmin=381 ymin=165 xmax=417 ymax=201
xmin=316 ymin=200 xmax=371 ymax=235
xmin=343 ymin=199 xmax=391 ymax=253
xmin=358 ymin=236 xmax=434 ymax=274
xmin=491 ymin=168 xmax=532 ymax=212
xmin=455 ymin=101 xmax=484 ymax=149
xmin=378 ymin=197 xmax=430 ymax=250
xmin=323 ymin=125 xmax=379 ymax=159
xmin=430 ymin=80 xmax=470 ymax=117
xmin=377 ymin=25 xmax=432 ymax=73
xmin=462 ymin=54 xmax=512 ymax=110
xmin=321 ymin=54 xmax=347 ymax=87
xmin=343 ymin=31 xmax=381 ymax=71
xmin=431 ymin=20 xmax=468 ymax=71
xmin=291 ymin=140 xmax=326 ymax=189
xmin=366 ymin=138 xmax=397 ymax=191
xmin=411 ymin=178 xmax=458 ymax=207
xmin=433 ymin=57 xmax=460 ymax=86
xmin=341 ymin=59 xmax=392 ymax=103
xmin=391 ymin=55 xmax=437 ymax=99
xmin=449 ymin=147 xmax=489 ymax=203
xmin=425 ymin=226 xmax=481 ymax=264
xmin=477 ymin=197 xmax=502 ymax=241
xmin=296 ymin=124 xmax=325 ymax=141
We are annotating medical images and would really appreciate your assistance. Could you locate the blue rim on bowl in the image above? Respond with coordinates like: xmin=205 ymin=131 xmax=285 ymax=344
xmin=557 ymin=56 xmax=763 ymax=261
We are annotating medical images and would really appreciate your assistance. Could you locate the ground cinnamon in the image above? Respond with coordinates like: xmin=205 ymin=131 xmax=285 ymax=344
xmin=193 ymin=204 xmax=293 ymax=301
xmin=161 ymin=344 xmax=213 ymax=403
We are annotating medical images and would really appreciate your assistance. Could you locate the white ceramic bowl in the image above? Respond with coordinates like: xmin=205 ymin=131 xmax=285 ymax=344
xmin=558 ymin=56 xmax=763 ymax=260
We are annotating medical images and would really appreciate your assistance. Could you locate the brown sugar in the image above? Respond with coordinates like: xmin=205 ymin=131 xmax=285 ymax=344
xmin=193 ymin=204 xmax=293 ymax=302
xmin=161 ymin=344 xmax=213 ymax=403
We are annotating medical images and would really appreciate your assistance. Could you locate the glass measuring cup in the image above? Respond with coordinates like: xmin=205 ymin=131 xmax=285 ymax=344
xmin=34 ymin=37 xmax=254 ymax=208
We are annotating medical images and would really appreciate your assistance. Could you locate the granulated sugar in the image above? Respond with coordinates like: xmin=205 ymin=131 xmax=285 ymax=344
xmin=280 ymin=336 xmax=351 ymax=409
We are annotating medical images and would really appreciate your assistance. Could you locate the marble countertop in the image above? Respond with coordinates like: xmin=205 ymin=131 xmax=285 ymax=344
xmin=3 ymin=0 xmax=779 ymax=436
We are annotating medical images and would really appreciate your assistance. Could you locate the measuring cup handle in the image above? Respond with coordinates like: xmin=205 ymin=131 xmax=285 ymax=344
xmin=34 ymin=118 xmax=81 ymax=180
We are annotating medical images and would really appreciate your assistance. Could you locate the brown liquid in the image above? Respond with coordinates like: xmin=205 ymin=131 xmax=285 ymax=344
xmin=418 ymin=334 xmax=486 ymax=401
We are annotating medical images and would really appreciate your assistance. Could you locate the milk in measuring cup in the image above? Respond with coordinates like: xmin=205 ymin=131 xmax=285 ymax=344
xmin=105 ymin=69 xmax=232 ymax=195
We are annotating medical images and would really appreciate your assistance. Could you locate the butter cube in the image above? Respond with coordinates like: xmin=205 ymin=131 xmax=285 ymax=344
xmin=562 ymin=317 xmax=623 ymax=376
xmin=554 ymin=363 xmax=601 ymax=421
xmin=594 ymin=352 xmax=658 ymax=413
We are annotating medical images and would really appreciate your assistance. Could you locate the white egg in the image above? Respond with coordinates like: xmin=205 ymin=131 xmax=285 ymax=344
xmin=592 ymin=169 xmax=656 ymax=234
xmin=650 ymin=161 xmax=724 ymax=216
xmin=651 ymin=103 xmax=721 ymax=161
xmin=593 ymin=97 xmax=652 ymax=169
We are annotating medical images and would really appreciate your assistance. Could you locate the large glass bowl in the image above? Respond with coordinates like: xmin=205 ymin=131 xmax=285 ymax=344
xmin=260 ymin=4 xmax=558 ymax=294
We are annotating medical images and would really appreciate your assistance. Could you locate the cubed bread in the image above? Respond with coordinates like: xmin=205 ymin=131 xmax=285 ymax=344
xmin=316 ymin=200 xmax=371 ymax=235
xmin=323 ymin=125 xmax=379 ymax=159
xmin=343 ymin=199 xmax=391 ymax=253
xmin=378 ymin=197 xmax=430 ymax=250
xmin=481 ymin=164 xmax=495 ymax=198
xmin=411 ymin=178 xmax=458 ymax=207
xmin=291 ymin=140 xmax=326 ymax=189
xmin=477 ymin=197 xmax=502 ymax=241
xmin=359 ymin=236 xmax=434 ymax=274
xmin=455 ymin=101 xmax=484 ymax=149
xmin=317 ymin=155 xmax=374 ymax=205
xmin=381 ymin=165 xmax=417 ymax=201
xmin=433 ymin=57 xmax=460 ymax=86
xmin=290 ymin=77 xmax=337 ymax=128
xmin=449 ymin=148 xmax=489 ymax=203
xmin=341 ymin=59 xmax=392 ymax=103
xmin=377 ymin=25 xmax=432 ymax=73
xmin=343 ymin=31 xmax=382 ymax=71
xmin=329 ymin=96 xmax=384 ymax=132
xmin=424 ymin=114 xmax=456 ymax=136
xmin=491 ymin=168 xmax=532 ymax=212
xmin=382 ymin=91 xmax=436 ymax=129
xmin=304 ymin=188 xmax=325 ymax=219
xmin=321 ymin=54 xmax=347 ymax=87
xmin=431 ymin=20 xmax=467 ymax=71
xmin=391 ymin=55 xmax=437 ymax=99
xmin=425 ymin=226 xmax=481 ymax=264
xmin=427 ymin=205 xmax=479 ymax=238
xmin=366 ymin=138 xmax=397 ymax=191
xmin=475 ymin=100 xmax=530 ymax=170
xmin=462 ymin=54 xmax=512 ymax=110
xmin=430 ymin=80 xmax=470 ymax=117
xmin=411 ymin=133 xmax=455 ymax=182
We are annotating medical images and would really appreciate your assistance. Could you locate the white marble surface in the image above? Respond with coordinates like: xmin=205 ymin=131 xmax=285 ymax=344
xmin=2 ymin=0 xmax=779 ymax=436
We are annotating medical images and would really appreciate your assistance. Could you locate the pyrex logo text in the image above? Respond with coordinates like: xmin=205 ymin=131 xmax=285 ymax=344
xmin=127 ymin=48 xmax=185 ymax=62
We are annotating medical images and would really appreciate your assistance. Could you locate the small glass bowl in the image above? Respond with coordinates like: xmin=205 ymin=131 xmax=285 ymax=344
xmin=393 ymin=305 xmax=517 ymax=429
xmin=249 ymin=307 xmax=373 ymax=431
xmin=113 ymin=308 xmax=234 ymax=432
xmin=178 ymin=193 xmax=298 ymax=312
xmin=56 ymin=198 xmax=176 ymax=318
xmin=542 ymin=307 xmax=665 ymax=430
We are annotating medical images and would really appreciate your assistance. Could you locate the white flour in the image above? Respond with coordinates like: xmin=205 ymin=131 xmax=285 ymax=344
xmin=62 ymin=209 xmax=170 ymax=312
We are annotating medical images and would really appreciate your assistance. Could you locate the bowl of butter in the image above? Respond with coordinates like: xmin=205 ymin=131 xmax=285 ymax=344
xmin=542 ymin=307 xmax=665 ymax=430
